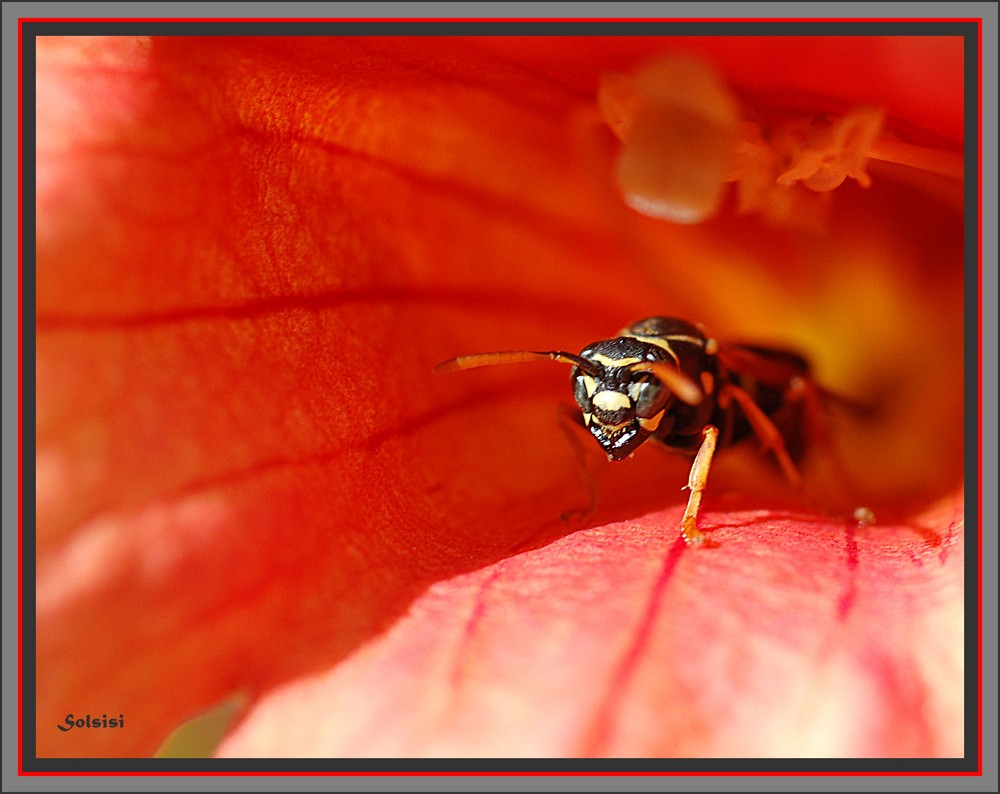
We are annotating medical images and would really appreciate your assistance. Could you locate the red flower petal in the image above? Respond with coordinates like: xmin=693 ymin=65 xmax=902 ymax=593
xmin=35 ymin=35 xmax=966 ymax=758
xmin=216 ymin=491 xmax=964 ymax=758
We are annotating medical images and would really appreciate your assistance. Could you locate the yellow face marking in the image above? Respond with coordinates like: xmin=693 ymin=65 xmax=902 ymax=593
xmin=581 ymin=375 xmax=599 ymax=398
xmin=704 ymin=337 xmax=719 ymax=355
xmin=700 ymin=371 xmax=715 ymax=395
xmin=638 ymin=411 xmax=664 ymax=432
xmin=592 ymin=390 xmax=632 ymax=412
xmin=589 ymin=353 xmax=642 ymax=368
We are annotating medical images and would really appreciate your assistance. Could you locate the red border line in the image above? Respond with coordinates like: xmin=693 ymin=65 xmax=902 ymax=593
xmin=976 ymin=15 xmax=985 ymax=777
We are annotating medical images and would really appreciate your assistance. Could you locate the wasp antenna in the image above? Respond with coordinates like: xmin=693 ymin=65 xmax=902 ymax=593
xmin=434 ymin=350 xmax=602 ymax=377
xmin=626 ymin=361 xmax=703 ymax=405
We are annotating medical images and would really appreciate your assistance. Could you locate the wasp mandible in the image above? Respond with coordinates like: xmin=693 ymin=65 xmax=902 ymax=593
xmin=434 ymin=316 xmax=839 ymax=546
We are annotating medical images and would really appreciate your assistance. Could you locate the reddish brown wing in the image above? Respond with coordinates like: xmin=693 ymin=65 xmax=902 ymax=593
xmin=716 ymin=344 xmax=811 ymax=388
xmin=717 ymin=341 xmax=876 ymax=504
xmin=717 ymin=343 xmax=875 ymax=418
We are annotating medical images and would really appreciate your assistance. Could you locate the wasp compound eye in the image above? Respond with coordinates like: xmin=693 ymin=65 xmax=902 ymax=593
xmin=571 ymin=369 xmax=600 ymax=410
xmin=631 ymin=377 xmax=669 ymax=419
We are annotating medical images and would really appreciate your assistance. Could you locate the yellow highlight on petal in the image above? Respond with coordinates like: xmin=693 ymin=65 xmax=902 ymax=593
xmin=154 ymin=693 xmax=248 ymax=758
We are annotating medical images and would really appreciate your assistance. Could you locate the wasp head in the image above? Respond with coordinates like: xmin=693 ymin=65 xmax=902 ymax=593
xmin=571 ymin=340 xmax=677 ymax=461
xmin=433 ymin=329 xmax=703 ymax=462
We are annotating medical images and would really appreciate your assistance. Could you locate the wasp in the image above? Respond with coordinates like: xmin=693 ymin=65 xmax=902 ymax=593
xmin=434 ymin=316 xmax=846 ymax=546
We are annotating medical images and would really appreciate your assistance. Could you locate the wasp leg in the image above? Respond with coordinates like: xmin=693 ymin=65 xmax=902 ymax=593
xmin=721 ymin=383 xmax=803 ymax=490
xmin=730 ymin=381 xmax=876 ymax=526
xmin=680 ymin=425 xmax=720 ymax=547
xmin=556 ymin=404 xmax=601 ymax=522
